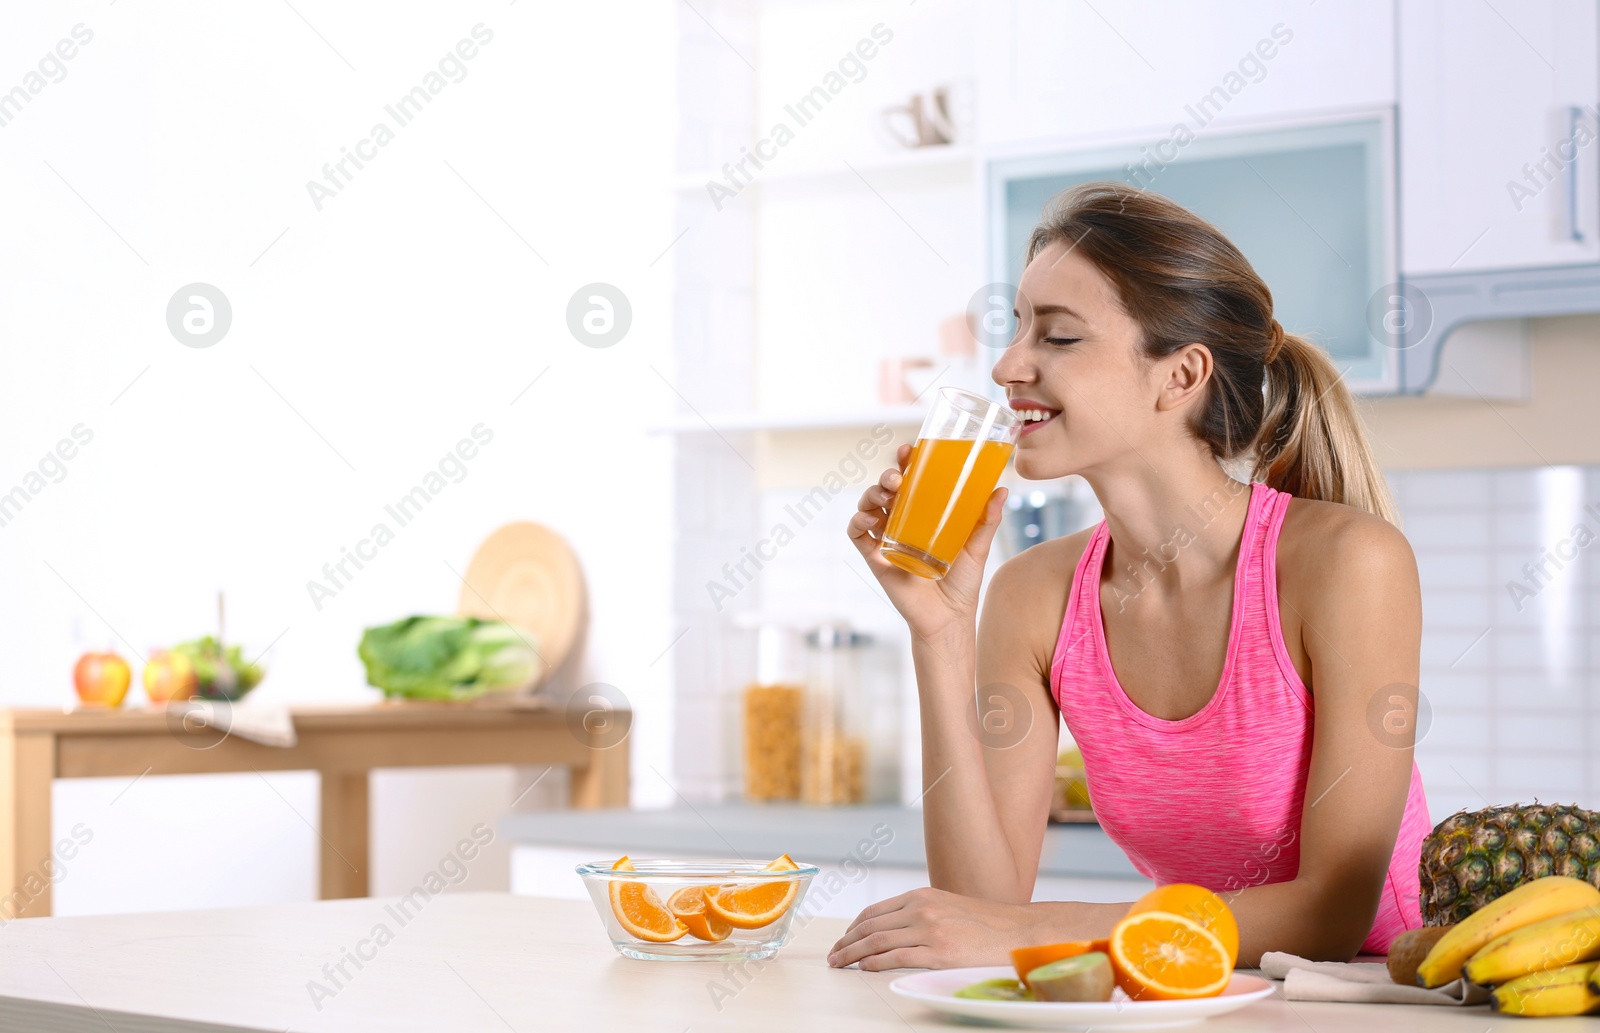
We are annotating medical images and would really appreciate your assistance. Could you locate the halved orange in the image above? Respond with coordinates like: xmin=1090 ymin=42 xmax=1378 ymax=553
xmin=1011 ymin=938 xmax=1110 ymax=986
xmin=607 ymin=856 xmax=687 ymax=942
xmin=668 ymin=886 xmax=732 ymax=942
xmin=706 ymin=854 xmax=800 ymax=930
xmin=1125 ymin=884 xmax=1239 ymax=968
xmin=1108 ymin=911 xmax=1231 ymax=1001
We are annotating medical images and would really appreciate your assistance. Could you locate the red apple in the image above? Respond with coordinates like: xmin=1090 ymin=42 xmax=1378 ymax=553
xmin=142 ymin=649 xmax=197 ymax=705
xmin=74 ymin=651 xmax=131 ymax=707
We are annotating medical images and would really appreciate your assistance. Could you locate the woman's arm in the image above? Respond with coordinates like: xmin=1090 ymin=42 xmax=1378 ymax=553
xmin=1217 ymin=500 xmax=1423 ymax=964
xmin=832 ymin=525 xmax=1136 ymax=970
xmin=844 ymin=445 xmax=1085 ymax=902
xmin=920 ymin=534 xmax=1087 ymax=902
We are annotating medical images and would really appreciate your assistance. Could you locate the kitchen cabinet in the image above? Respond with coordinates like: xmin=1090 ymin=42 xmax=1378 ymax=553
xmin=1399 ymin=0 xmax=1600 ymax=274
xmin=987 ymin=114 xmax=1398 ymax=391
xmin=975 ymin=0 xmax=1394 ymax=149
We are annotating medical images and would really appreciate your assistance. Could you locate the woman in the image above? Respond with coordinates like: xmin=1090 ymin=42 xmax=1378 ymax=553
xmin=832 ymin=182 xmax=1431 ymax=971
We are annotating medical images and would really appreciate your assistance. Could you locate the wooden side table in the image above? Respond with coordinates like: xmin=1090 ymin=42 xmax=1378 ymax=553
xmin=0 ymin=698 xmax=629 ymax=917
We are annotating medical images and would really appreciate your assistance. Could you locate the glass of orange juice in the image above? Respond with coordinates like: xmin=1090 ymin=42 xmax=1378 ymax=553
xmin=880 ymin=388 xmax=1021 ymax=580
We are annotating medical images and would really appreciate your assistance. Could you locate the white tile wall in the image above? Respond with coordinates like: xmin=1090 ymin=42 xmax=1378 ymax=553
xmin=1420 ymin=669 xmax=1492 ymax=709
xmin=1395 ymin=464 xmax=1597 ymax=822
xmin=1403 ymin=511 xmax=1493 ymax=550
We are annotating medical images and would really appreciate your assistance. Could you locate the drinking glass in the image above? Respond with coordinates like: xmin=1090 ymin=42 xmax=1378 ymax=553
xmin=879 ymin=388 xmax=1020 ymax=579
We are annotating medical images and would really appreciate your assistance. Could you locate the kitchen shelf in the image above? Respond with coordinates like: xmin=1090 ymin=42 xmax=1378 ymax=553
xmin=673 ymin=145 xmax=974 ymax=193
xmin=649 ymin=404 xmax=926 ymax=434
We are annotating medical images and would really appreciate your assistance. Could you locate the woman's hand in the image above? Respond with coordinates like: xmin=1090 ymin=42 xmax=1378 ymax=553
xmin=827 ymin=887 xmax=1044 ymax=971
xmin=846 ymin=443 xmax=1008 ymax=642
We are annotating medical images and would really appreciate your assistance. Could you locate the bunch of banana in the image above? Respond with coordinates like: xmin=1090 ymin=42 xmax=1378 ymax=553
xmin=1490 ymin=962 xmax=1600 ymax=1017
xmin=1413 ymin=874 xmax=1600 ymax=1017
xmin=1465 ymin=907 xmax=1600 ymax=984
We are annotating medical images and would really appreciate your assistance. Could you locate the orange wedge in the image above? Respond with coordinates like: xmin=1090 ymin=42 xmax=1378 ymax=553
xmin=706 ymin=855 xmax=800 ymax=930
xmin=1125 ymin=884 xmax=1238 ymax=968
xmin=1108 ymin=911 xmax=1231 ymax=1001
xmin=607 ymin=856 xmax=687 ymax=943
xmin=1011 ymin=938 xmax=1110 ymax=986
xmin=668 ymin=886 xmax=732 ymax=942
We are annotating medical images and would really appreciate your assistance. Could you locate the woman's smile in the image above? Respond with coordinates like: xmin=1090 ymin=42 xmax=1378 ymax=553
xmin=1008 ymin=397 xmax=1061 ymax=438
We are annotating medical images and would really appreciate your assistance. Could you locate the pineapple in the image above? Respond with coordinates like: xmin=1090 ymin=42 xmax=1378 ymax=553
xmin=1419 ymin=803 xmax=1600 ymax=926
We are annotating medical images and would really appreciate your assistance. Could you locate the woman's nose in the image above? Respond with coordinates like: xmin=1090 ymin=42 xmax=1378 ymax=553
xmin=990 ymin=341 xmax=1032 ymax=387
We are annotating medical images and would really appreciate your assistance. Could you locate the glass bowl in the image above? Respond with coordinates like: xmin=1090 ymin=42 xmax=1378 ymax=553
xmin=575 ymin=857 xmax=819 ymax=961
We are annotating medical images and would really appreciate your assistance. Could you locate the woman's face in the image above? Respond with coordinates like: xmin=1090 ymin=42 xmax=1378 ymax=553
xmin=990 ymin=240 xmax=1162 ymax=482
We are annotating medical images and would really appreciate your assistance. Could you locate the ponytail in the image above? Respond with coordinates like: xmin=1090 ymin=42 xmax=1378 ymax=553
xmin=1025 ymin=182 xmax=1399 ymax=526
xmin=1254 ymin=332 xmax=1400 ymax=526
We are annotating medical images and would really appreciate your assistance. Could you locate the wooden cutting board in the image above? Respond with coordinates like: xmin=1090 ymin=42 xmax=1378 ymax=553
xmin=456 ymin=521 xmax=585 ymax=691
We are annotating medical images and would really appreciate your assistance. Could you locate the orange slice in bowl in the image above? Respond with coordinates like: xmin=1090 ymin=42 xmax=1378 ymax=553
xmin=706 ymin=855 xmax=800 ymax=930
xmin=607 ymin=856 xmax=687 ymax=943
xmin=668 ymin=886 xmax=732 ymax=942
xmin=1108 ymin=911 xmax=1231 ymax=1001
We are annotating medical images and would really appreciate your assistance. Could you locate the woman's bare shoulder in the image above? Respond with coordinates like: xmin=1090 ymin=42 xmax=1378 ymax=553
xmin=1276 ymin=495 xmax=1417 ymax=593
xmin=982 ymin=526 xmax=1099 ymax=669
xmin=989 ymin=526 xmax=1097 ymax=597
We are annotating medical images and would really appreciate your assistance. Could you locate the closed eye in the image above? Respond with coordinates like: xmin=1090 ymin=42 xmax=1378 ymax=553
xmin=1044 ymin=337 xmax=1081 ymax=346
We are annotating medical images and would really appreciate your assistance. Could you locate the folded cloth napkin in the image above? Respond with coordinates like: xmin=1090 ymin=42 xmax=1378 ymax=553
xmin=170 ymin=700 xmax=297 ymax=748
xmin=1258 ymin=951 xmax=1492 ymax=1006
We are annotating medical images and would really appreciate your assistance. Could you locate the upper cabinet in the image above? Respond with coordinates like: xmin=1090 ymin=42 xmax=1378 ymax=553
xmin=975 ymin=0 xmax=1395 ymax=149
xmin=1399 ymin=0 xmax=1600 ymax=274
xmin=987 ymin=115 xmax=1398 ymax=391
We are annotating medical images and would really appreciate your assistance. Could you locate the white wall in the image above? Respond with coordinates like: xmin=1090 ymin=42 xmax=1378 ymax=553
xmin=0 ymin=0 xmax=678 ymax=914
xmin=1389 ymin=465 xmax=1600 ymax=822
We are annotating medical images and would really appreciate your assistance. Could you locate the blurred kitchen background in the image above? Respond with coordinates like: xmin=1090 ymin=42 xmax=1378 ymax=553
xmin=2 ymin=0 xmax=1598 ymax=917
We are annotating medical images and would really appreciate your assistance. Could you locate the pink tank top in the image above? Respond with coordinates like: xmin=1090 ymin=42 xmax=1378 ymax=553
xmin=1050 ymin=480 xmax=1433 ymax=956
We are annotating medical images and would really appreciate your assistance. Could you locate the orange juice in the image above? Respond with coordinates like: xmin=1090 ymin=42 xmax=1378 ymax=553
xmin=881 ymin=437 xmax=1015 ymax=579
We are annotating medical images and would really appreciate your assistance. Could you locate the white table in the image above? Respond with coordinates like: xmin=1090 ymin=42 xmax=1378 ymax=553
xmin=0 ymin=894 xmax=1518 ymax=1031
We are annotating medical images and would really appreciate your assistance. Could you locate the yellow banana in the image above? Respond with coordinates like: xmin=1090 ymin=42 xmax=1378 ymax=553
xmin=1490 ymin=961 xmax=1600 ymax=1017
xmin=1463 ymin=905 xmax=1600 ymax=985
xmin=1416 ymin=875 xmax=1600 ymax=988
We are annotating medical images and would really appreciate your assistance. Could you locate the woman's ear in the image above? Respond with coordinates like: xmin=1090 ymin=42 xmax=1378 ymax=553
xmin=1155 ymin=342 xmax=1212 ymax=412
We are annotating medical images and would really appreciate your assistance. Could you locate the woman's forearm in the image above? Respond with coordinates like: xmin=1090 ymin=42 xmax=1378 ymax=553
xmin=1225 ymin=876 xmax=1378 ymax=966
xmin=1028 ymin=899 xmax=1131 ymax=942
xmin=913 ymin=629 xmax=1034 ymax=901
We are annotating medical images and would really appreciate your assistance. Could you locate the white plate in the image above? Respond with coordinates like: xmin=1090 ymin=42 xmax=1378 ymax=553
xmin=889 ymin=967 xmax=1275 ymax=1030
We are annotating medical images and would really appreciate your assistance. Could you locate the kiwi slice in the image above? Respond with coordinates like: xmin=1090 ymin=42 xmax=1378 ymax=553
xmin=1026 ymin=951 xmax=1114 ymax=1003
xmin=953 ymin=977 xmax=1035 ymax=1001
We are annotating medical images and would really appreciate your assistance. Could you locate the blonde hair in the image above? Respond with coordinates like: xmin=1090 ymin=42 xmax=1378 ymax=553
xmin=1026 ymin=182 xmax=1399 ymax=525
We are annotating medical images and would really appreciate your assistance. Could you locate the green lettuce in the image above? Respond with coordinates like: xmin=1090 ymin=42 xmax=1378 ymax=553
xmin=357 ymin=616 xmax=540 ymax=700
